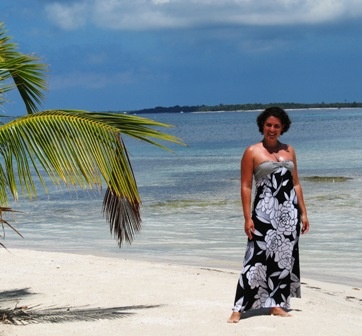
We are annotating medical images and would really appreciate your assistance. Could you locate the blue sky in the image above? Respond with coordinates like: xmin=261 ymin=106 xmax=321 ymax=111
xmin=1 ymin=0 xmax=362 ymax=115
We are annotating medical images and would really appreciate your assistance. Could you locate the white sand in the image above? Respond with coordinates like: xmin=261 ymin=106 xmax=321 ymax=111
xmin=1 ymin=249 xmax=361 ymax=336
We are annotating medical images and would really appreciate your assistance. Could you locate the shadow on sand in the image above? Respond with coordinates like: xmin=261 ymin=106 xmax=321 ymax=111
xmin=0 ymin=288 xmax=161 ymax=325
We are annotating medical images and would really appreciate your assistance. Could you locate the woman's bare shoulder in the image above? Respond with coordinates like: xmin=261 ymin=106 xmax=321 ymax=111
xmin=245 ymin=142 xmax=263 ymax=152
xmin=283 ymin=143 xmax=295 ymax=153
xmin=242 ymin=142 xmax=262 ymax=162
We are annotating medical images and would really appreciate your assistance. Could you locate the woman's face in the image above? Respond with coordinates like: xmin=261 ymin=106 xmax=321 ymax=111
xmin=263 ymin=116 xmax=283 ymax=141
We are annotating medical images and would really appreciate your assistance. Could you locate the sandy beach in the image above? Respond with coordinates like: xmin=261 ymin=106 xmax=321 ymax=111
xmin=1 ymin=249 xmax=361 ymax=336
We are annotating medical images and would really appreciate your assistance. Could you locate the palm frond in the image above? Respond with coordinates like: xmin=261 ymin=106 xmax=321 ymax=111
xmin=0 ymin=22 xmax=47 ymax=114
xmin=0 ymin=207 xmax=22 ymax=250
xmin=0 ymin=109 xmax=182 ymax=245
xmin=103 ymin=188 xmax=142 ymax=246
xmin=45 ymin=109 xmax=184 ymax=150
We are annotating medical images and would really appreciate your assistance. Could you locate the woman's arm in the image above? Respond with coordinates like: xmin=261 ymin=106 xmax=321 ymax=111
xmin=290 ymin=146 xmax=310 ymax=234
xmin=241 ymin=146 xmax=255 ymax=239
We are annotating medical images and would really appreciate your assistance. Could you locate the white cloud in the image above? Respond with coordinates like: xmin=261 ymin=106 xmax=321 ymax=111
xmin=44 ymin=0 xmax=362 ymax=31
xmin=45 ymin=2 xmax=89 ymax=30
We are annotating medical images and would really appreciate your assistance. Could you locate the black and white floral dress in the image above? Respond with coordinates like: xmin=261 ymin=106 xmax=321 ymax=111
xmin=232 ymin=160 xmax=301 ymax=313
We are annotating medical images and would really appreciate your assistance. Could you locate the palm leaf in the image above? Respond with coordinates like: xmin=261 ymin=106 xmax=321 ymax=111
xmin=0 ymin=109 xmax=182 ymax=245
xmin=0 ymin=206 xmax=22 ymax=249
xmin=55 ymin=110 xmax=182 ymax=150
xmin=0 ymin=22 xmax=47 ymax=114
xmin=49 ymin=111 xmax=184 ymax=244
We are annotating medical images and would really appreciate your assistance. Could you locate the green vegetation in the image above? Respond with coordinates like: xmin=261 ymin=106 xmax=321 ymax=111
xmin=122 ymin=102 xmax=362 ymax=114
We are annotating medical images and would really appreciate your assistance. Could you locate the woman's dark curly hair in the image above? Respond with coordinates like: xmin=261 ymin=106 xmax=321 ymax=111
xmin=256 ymin=107 xmax=291 ymax=135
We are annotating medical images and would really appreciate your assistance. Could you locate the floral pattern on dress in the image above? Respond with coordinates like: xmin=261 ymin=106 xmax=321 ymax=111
xmin=232 ymin=162 xmax=301 ymax=313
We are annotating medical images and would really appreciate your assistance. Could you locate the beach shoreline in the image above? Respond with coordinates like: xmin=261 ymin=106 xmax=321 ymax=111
xmin=5 ymin=245 xmax=361 ymax=289
xmin=1 ymin=248 xmax=361 ymax=336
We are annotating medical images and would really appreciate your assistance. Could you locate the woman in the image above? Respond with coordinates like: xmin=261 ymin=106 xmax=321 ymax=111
xmin=227 ymin=107 xmax=310 ymax=323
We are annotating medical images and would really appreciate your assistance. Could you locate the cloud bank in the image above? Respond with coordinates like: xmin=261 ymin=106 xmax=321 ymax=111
xmin=45 ymin=0 xmax=362 ymax=31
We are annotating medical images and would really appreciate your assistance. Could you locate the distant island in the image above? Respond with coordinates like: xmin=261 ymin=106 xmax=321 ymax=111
xmin=103 ymin=102 xmax=362 ymax=114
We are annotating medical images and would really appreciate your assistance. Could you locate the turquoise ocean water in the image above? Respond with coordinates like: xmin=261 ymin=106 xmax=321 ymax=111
xmin=5 ymin=108 xmax=362 ymax=287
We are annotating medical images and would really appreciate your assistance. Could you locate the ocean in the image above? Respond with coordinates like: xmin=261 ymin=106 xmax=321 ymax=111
xmin=5 ymin=108 xmax=362 ymax=287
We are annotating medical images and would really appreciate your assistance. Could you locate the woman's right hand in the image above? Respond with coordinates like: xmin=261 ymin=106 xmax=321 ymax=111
xmin=244 ymin=218 xmax=255 ymax=240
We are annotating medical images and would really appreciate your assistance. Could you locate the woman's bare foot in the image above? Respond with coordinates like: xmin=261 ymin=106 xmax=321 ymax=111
xmin=270 ymin=307 xmax=291 ymax=317
xmin=227 ymin=311 xmax=241 ymax=323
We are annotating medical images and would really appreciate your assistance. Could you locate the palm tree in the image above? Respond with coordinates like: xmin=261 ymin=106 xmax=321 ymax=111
xmin=0 ymin=22 xmax=181 ymax=247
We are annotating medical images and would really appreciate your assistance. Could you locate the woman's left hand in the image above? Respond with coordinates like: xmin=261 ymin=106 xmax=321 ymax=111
xmin=301 ymin=215 xmax=310 ymax=234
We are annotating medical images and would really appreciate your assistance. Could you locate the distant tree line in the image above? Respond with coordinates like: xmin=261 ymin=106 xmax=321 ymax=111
xmin=116 ymin=101 xmax=362 ymax=114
